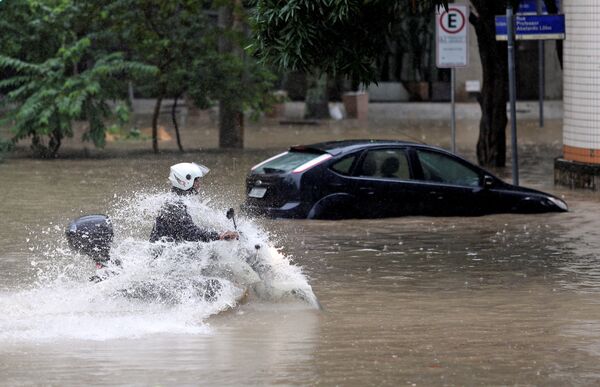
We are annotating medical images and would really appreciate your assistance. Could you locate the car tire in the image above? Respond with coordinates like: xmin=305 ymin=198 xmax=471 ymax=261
xmin=307 ymin=195 xmax=356 ymax=220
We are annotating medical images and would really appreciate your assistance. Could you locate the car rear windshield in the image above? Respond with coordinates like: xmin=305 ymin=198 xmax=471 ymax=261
xmin=253 ymin=151 xmax=325 ymax=174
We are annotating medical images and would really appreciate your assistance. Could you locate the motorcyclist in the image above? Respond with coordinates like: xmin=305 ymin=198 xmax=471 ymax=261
xmin=149 ymin=162 xmax=239 ymax=243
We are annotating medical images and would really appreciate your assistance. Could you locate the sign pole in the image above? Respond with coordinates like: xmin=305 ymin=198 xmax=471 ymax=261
xmin=435 ymin=5 xmax=468 ymax=155
xmin=495 ymin=1 xmax=565 ymax=185
xmin=451 ymin=68 xmax=456 ymax=153
xmin=537 ymin=0 xmax=545 ymax=127
xmin=507 ymin=5 xmax=519 ymax=186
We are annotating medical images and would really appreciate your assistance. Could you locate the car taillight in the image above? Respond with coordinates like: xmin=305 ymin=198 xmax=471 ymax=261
xmin=292 ymin=154 xmax=333 ymax=174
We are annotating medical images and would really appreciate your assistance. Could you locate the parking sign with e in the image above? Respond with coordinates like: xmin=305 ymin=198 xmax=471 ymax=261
xmin=436 ymin=5 xmax=469 ymax=68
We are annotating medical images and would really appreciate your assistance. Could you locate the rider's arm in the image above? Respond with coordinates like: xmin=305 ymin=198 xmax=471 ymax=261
xmin=177 ymin=210 xmax=220 ymax=242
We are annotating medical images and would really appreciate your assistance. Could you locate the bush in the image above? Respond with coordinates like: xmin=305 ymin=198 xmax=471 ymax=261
xmin=0 ymin=138 xmax=13 ymax=162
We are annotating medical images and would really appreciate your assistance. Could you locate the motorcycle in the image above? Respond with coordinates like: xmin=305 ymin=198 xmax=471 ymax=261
xmin=65 ymin=210 xmax=320 ymax=308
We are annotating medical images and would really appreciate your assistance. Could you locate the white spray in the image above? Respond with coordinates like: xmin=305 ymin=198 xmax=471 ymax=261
xmin=0 ymin=192 xmax=319 ymax=342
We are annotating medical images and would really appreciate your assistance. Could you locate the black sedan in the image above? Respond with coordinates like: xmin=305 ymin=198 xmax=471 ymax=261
xmin=243 ymin=140 xmax=568 ymax=219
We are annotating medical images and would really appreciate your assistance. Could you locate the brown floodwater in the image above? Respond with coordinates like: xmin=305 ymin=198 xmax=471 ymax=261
xmin=1 ymin=117 xmax=600 ymax=385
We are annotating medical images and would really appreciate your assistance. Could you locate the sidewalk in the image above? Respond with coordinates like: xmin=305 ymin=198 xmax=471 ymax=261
xmin=3 ymin=98 xmax=564 ymax=158
xmin=130 ymin=98 xmax=563 ymax=122
xmin=281 ymin=100 xmax=563 ymax=121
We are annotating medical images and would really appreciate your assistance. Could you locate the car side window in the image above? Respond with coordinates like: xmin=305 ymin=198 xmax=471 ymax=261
xmin=358 ymin=149 xmax=410 ymax=179
xmin=331 ymin=155 xmax=357 ymax=175
xmin=416 ymin=150 xmax=480 ymax=187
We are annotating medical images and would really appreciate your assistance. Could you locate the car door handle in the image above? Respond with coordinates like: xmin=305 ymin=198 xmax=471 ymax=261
xmin=359 ymin=187 xmax=375 ymax=195
xmin=429 ymin=191 xmax=444 ymax=199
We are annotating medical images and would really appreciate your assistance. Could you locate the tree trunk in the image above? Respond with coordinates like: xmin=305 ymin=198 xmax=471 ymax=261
xmin=474 ymin=21 xmax=507 ymax=167
xmin=172 ymin=94 xmax=184 ymax=152
xmin=219 ymin=100 xmax=244 ymax=148
xmin=152 ymin=95 xmax=163 ymax=154
xmin=470 ymin=1 xmax=513 ymax=167
xmin=305 ymin=73 xmax=330 ymax=119
xmin=48 ymin=127 xmax=62 ymax=158
xmin=218 ymin=3 xmax=244 ymax=149
xmin=31 ymin=120 xmax=62 ymax=158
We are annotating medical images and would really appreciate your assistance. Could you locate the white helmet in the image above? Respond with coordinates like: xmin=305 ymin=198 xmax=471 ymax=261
xmin=168 ymin=162 xmax=210 ymax=191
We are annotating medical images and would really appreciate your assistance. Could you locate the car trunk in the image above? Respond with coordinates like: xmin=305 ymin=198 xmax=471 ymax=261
xmin=245 ymin=173 xmax=300 ymax=210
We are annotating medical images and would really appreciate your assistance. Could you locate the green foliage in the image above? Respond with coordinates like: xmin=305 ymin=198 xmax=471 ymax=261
xmin=188 ymin=52 xmax=277 ymax=120
xmin=250 ymin=0 xmax=448 ymax=85
xmin=101 ymin=0 xmax=213 ymax=93
xmin=106 ymin=102 xmax=133 ymax=136
xmin=0 ymin=0 xmax=279 ymax=155
xmin=104 ymin=0 xmax=279 ymax=123
xmin=392 ymin=11 xmax=435 ymax=82
xmin=124 ymin=128 xmax=147 ymax=140
xmin=0 ymin=0 xmax=63 ymax=63
xmin=0 ymin=38 xmax=156 ymax=157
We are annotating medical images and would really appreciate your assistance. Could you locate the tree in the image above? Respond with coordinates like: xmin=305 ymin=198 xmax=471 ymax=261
xmin=0 ymin=1 xmax=156 ymax=157
xmin=0 ymin=39 xmax=156 ymax=157
xmin=217 ymin=1 xmax=245 ymax=148
xmin=213 ymin=0 xmax=277 ymax=148
xmin=453 ymin=0 xmax=559 ymax=166
xmin=250 ymin=0 xmax=560 ymax=168
xmin=0 ymin=0 xmax=280 ymax=156
xmin=251 ymin=0 xmax=436 ymax=84
xmin=99 ymin=0 xmax=275 ymax=151
xmin=96 ymin=0 xmax=213 ymax=153
xmin=187 ymin=51 xmax=276 ymax=132
xmin=0 ymin=1 xmax=61 ymax=63
xmin=469 ymin=1 xmax=516 ymax=166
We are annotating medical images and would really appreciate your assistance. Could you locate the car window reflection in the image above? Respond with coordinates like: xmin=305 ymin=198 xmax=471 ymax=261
xmin=416 ymin=150 xmax=480 ymax=187
xmin=255 ymin=151 xmax=322 ymax=174
xmin=331 ymin=155 xmax=357 ymax=175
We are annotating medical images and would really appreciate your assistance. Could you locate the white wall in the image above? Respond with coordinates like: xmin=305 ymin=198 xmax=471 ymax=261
xmin=453 ymin=0 xmax=483 ymax=101
xmin=563 ymin=0 xmax=600 ymax=153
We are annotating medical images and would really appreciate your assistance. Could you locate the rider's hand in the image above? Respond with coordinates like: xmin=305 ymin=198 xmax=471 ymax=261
xmin=219 ymin=231 xmax=239 ymax=241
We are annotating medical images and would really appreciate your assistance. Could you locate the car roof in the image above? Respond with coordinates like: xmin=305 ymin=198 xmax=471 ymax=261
xmin=290 ymin=139 xmax=440 ymax=156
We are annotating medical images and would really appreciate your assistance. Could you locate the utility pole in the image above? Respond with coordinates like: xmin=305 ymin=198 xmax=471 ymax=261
xmin=537 ymin=0 xmax=545 ymax=127
xmin=507 ymin=4 xmax=519 ymax=186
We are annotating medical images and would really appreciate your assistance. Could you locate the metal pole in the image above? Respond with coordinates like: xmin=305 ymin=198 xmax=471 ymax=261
xmin=451 ymin=68 xmax=456 ymax=153
xmin=537 ymin=0 xmax=545 ymax=127
xmin=507 ymin=5 xmax=519 ymax=186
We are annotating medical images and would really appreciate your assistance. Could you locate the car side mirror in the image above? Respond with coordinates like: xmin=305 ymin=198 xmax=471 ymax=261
xmin=483 ymin=175 xmax=494 ymax=189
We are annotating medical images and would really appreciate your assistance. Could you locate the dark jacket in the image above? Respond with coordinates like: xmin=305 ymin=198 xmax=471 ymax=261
xmin=149 ymin=199 xmax=220 ymax=243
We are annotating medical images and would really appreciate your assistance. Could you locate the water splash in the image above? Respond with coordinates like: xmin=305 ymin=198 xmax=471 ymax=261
xmin=0 ymin=192 xmax=319 ymax=342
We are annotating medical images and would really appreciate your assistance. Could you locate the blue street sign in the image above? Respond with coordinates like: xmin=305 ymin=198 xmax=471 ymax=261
xmin=495 ymin=14 xmax=565 ymax=40
xmin=517 ymin=0 xmax=561 ymax=15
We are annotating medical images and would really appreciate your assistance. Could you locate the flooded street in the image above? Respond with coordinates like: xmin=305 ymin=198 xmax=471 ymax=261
xmin=2 ymin=117 xmax=600 ymax=385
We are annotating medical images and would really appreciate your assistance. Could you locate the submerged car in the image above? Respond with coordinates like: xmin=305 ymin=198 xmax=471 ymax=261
xmin=243 ymin=140 xmax=568 ymax=219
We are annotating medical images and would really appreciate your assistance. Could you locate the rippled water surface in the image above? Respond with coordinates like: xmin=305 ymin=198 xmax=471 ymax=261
xmin=2 ymin=118 xmax=600 ymax=385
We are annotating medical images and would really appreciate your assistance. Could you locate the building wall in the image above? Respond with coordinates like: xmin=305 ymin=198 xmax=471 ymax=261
xmin=563 ymin=0 xmax=600 ymax=164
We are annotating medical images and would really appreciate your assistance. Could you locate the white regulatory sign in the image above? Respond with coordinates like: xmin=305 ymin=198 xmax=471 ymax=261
xmin=436 ymin=5 xmax=469 ymax=68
